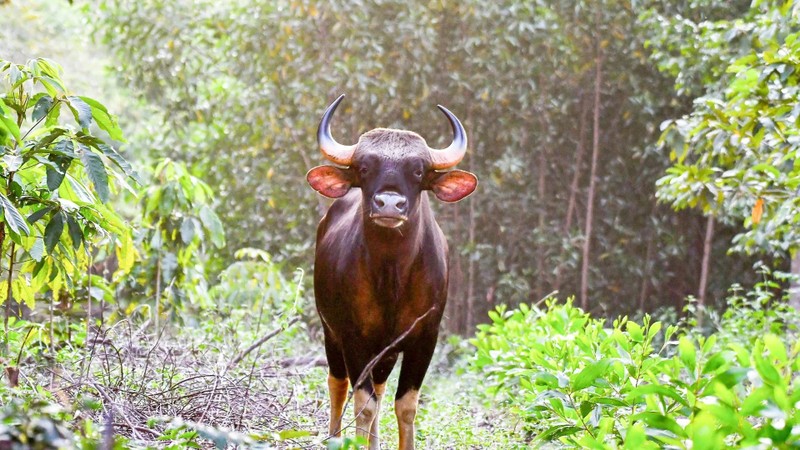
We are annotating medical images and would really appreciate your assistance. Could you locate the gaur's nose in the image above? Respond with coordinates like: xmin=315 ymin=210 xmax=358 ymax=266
xmin=373 ymin=192 xmax=407 ymax=216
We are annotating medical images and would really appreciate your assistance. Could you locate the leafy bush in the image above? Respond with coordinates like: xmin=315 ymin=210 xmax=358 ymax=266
xmin=209 ymin=248 xmax=299 ymax=314
xmin=0 ymin=396 xmax=124 ymax=450
xmin=0 ymin=57 xmax=136 ymax=358
xmin=0 ymin=400 xmax=74 ymax=449
xmin=472 ymin=298 xmax=800 ymax=448
xmin=119 ymin=158 xmax=225 ymax=323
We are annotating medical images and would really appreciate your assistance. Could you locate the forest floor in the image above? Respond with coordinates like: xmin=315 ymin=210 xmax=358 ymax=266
xmin=25 ymin=313 xmax=525 ymax=449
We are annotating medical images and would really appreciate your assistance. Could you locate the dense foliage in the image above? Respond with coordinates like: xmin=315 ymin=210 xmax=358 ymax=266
xmin=472 ymin=296 xmax=800 ymax=448
xmin=92 ymin=0 xmax=770 ymax=329
xmin=652 ymin=1 xmax=800 ymax=261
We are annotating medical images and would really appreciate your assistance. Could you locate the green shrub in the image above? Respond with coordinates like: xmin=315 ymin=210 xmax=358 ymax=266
xmin=1 ymin=57 xmax=136 ymax=359
xmin=0 ymin=397 xmax=126 ymax=449
xmin=690 ymin=264 xmax=800 ymax=349
xmin=471 ymin=298 xmax=800 ymax=448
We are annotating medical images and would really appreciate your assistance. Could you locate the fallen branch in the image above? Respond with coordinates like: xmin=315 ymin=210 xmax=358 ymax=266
xmin=227 ymin=317 xmax=300 ymax=370
xmin=90 ymin=381 xmax=144 ymax=442
xmin=279 ymin=354 xmax=326 ymax=368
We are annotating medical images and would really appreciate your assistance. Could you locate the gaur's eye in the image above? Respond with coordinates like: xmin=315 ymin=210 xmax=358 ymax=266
xmin=359 ymin=165 xmax=369 ymax=175
xmin=413 ymin=168 xmax=423 ymax=178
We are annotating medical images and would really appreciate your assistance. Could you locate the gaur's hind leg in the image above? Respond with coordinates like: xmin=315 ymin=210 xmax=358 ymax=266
xmin=395 ymin=336 xmax=437 ymax=450
xmin=323 ymin=331 xmax=348 ymax=437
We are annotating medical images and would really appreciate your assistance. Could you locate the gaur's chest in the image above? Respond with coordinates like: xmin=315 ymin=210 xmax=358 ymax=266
xmin=323 ymin=264 xmax=437 ymax=343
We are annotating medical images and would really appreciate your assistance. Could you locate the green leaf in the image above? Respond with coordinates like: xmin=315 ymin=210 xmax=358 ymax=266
xmin=199 ymin=204 xmax=225 ymax=248
xmin=710 ymin=367 xmax=749 ymax=389
xmin=78 ymin=96 xmax=125 ymax=142
xmin=631 ymin=412 xmax=686 ymax=438
xmin=0 ymin=193 xmax=30 ymax=236
xmin=572 ymin=359 xmax=611 ymax=391
xmin=678 ymin=336 xmax=696 ymax=372
xmin=754 ymin=354 xmax=782 ymax=386
xmin=0 ymin=101 xmax=21 ymax=145
xmin=33 ymin=127 xmax=67 ymax=150
xmin=535 ymin=424 xmax=582 ymax=442
xmin=627 ymin=322 xmax=644 ymax=342
xmin=27 ymin=206 xmax=53 ymax=225
xmin=763 ymin=334 xmax=787 ymax=363
xmin=626 ymin=383 xmax=690 ymax=408
xmin=67 ymin=96 xmax=92 ymax=130
xmin=74 ymin=132 xmax=106 ymax=148
xmin=32 ymin=95 xmax=54 ymax=123
xmin=278 ymin=429 xmax=312 ymax=440
xmin=624 ymin=423 xmax=647 ymax=449
xmin=78 ymin=147 xmax=110 ymax=202
xmin=701 ymin=351 xmax=732 ymax=375
xmin=44 ymin=212 xmax=64 ymax=254
xmin=7 ymin=64 xmax=23 ymax=87
xmin=592 ymin=396 xmax=628 ymax=407
xmin=47 ymin=153 xmax=73 ymax=191
xmin=52 ymin=139 xmax=76 ymax=157
xmin=35 ymin=58 xmax=63 ymax=80
xmin=29 ymin=239 xmax=44 ymax=262
xmin=37 ymin=76 xmax=64 ymax=96
xmin=3 ymin=154 xmax=22 ymax=172
xmin=97 ymin=143 xmax=140 ymax=182
xmin=64 ymin=174 xmax=97 ymax=203
xmin=180 ymin=216 xmax=195 ymax=244
xmin=65 ymin=214 xmax=83 ymax=251
xmin=44 ymin=100 xmax=62 ymax=128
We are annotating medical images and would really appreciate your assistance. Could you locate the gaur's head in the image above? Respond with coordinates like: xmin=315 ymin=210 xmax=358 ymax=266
xmin=307 ymin=95 xmax=478 ymax=229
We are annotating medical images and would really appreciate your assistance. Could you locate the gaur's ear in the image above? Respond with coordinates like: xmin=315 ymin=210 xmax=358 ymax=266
xmin=307 ymin=166 xmax=355 ymax=198
xmin=428 ymin=170 xmax=478 ymax=202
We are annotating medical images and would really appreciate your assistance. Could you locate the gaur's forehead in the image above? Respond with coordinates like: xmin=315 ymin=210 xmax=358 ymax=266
xmin=354 ymin=128 xmax=431 ymax=163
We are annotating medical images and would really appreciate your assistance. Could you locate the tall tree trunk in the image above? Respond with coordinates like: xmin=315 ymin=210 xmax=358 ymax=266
xmin=790 ymin=252 xmax=800 ymax=310
xmin=697 ymin=215 xmax=715 ymax=326
xmin=465 ymin=110 xmax=476 ymax=331
xmin=564 ymin=96 xmax=588 ymax=236
xmin=638 ymin=202 xmax=659 ymax=312
xmin=466 ymin=191 xmax=475 ymax=331
xmin=555 ymin=96 xmax=588 ymax=293
xmin=528 ymin=123 xmax=548 ymax=301
xmin=446 ymin=203 xmax=465 ymax=333
xmin=535 ymin=141 xmax=547 ymax=300
xmin=580 ymin=31 xmax=603 ymax=312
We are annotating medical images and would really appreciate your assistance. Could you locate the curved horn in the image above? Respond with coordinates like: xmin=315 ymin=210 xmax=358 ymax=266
xmin=429 ymin=105 xmax=468 ymax=170
xmin=317 ymin=94 xmax=356 ymax=166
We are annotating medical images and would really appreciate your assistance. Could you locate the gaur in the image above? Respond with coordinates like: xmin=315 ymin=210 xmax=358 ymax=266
xmin=307 ymin=95 xmax=477 ymax=450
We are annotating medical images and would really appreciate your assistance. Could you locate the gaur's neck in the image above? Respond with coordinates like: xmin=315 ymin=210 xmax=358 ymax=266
xmin=362 ymin=214 xmax=423 ymax=261
xmin=367 ymin=209 xmax=429 ymax=262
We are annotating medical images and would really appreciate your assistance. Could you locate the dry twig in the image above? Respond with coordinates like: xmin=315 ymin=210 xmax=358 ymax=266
xmin=227 ymin=317 xmax=300 ymax=370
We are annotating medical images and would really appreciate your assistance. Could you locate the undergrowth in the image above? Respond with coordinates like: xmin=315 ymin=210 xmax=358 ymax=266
xmin=0 ymin=305 xmax=520 ymax=449
xmin=471 ymin=289 xmax=800 ymax=449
